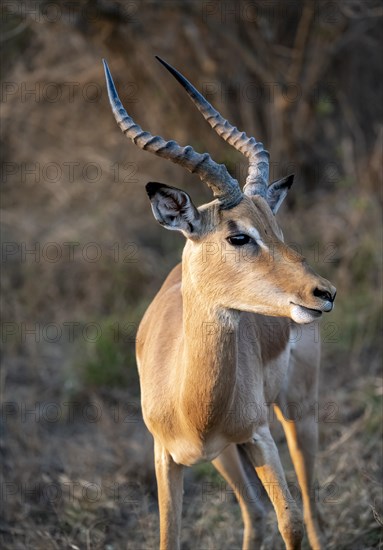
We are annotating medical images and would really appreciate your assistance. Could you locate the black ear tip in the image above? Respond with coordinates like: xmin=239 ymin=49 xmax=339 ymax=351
xmin=286 ymin=174 xmax=295 ymax=188
xmin=269 ymin=174 xmax=295 ymax=191
xmin=146 ymin=181 xmax=167 ymax=198
xmin=145 ymin=182 xmax=158 ymax=198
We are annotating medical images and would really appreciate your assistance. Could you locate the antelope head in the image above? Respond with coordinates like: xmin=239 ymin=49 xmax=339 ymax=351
xmin=103 ymin=58 xmax=336 ymax=324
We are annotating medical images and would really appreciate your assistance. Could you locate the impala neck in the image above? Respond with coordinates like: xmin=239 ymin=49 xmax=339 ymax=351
xmin=180 ymin=261 xmax=239 ymax=432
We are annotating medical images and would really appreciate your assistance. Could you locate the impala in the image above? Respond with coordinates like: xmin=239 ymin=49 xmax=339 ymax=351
xmin=103 ymin=57 xmax=336 ymax=550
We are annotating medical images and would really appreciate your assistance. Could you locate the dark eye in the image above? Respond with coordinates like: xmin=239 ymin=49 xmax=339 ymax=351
xmin=227 ymin=234 xmax=251 ymax=246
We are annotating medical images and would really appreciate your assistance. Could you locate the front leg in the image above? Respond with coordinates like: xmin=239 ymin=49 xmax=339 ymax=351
xmin=274 ymin=404 xmax=324 ymax=550
xmin=154 ymin=440 xmax=184 ymax=550
xmin=242 ymin=425 xmax=303 ymax=550
xmin=213 ymin=444 xmax=266 ymax=549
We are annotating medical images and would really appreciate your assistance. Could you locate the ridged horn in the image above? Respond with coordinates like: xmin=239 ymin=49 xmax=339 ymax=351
xmin=155 ymin=56 xmax=269 ymax=198
xmin=103 ymin=59 xmax=242 ymax=209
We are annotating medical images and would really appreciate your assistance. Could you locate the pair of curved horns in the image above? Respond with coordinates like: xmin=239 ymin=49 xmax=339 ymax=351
xmin=103 ymin=57 xmax=270 ymax=208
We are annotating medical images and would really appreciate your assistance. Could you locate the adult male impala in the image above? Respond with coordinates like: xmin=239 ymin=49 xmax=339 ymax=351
xmin=103 ymin=57 xmax=336 ymax=550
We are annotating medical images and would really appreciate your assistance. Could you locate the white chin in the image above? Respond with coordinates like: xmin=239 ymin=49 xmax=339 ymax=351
xmin=290 ymin=304 xmax=322 ymax=324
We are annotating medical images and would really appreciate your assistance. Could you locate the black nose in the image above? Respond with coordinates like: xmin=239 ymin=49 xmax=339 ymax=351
xmin=313 ymin=288 xmax=335 ymax=302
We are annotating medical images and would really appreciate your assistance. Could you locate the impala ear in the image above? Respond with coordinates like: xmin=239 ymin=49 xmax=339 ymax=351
xmin=146 ymin=182 xmax=202 ymax=238
xmin=266 ymin=174 xmax=294 ymax=214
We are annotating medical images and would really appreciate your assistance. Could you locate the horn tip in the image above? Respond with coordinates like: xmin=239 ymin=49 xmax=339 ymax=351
xmin=155 ymin=55 xmax=170 ymax=70
xmin=102 ymin=58 xmax=109 ymax=72
xmin=102 ymin=59 xmax=119 ymax=105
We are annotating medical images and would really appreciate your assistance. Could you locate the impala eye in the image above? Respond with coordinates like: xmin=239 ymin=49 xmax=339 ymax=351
xmin=227 ymin=234 xmax=251 ymax=246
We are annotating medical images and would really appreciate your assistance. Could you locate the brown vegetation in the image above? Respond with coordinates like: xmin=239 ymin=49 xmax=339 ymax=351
xmin=1 ymin=1 xmax=382 ymax=548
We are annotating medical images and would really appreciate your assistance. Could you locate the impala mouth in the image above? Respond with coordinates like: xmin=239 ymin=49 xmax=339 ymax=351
xmin=290 ymin=303 xmax=323 ymax=324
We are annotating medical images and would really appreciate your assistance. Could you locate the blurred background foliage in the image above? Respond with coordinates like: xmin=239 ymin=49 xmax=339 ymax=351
xmin=1 ymin=1 xmax=382 ymax=548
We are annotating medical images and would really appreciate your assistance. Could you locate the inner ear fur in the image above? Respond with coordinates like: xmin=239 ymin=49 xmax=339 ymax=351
xmin=266 ymin=174 xmax=294 ymax=214
xmin=146 ymin=182 xmax=201 ymax=237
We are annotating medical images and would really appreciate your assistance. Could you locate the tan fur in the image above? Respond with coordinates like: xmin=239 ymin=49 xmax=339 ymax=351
xmin=136 ymin=194 xmax=335 ymax=550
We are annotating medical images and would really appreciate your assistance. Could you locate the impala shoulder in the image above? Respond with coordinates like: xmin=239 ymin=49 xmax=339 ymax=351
xmin=136 ymin=263 xmax=182 ymax=359
xmin=159 ymin=263 xmax=182 ymax=293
